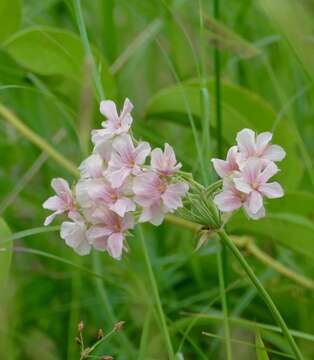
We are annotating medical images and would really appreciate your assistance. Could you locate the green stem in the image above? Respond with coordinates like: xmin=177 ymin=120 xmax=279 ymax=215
xmin=137 ymin=226 xmax=175 ymax=359
xmin=216 ymin=246 xmax=232 ymax=359
xmin=213 ymin=0 xmax=222 ymax=158
xmin=73 ymin=0 xmax=105 ymax=100
xmin=217 ymin=229 xmax=304 ymax=360
xmin=0 ymin=104 xmax=79 ymax=178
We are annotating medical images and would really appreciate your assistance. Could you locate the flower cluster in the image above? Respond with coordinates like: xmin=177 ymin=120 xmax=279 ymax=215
xmin=43 ymin=99 xmax=188 ymax=259
xmin=212 ymin=128 xmax=285 ymax=219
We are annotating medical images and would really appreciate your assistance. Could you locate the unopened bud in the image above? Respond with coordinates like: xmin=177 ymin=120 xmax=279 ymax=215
xmin=101 ymin=356 xmax=113 ymax=360
xmin=75 ymin=337 xmax=81 ymax=345
xmin=97 ymin=328 xmax=104 ymax=340
xmin=78 ymin=320 xmax=84 ymax=332
xmin=113 ymin=321 xmax=125 ymax=331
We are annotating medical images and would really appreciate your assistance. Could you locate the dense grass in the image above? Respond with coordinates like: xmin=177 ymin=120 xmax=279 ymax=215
xmin=0 ymin=0 xmax=313 ymax=359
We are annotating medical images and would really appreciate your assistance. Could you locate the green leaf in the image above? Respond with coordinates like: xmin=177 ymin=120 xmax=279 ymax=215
xmin=3 ymin=26 xmax=116 ymax=96
xmin=256 ymin=331 xmax=270 ymax=360
xmin=227 ymin=192 xmax=314 ymax=259
xmin=0 ymin=0 xmax=21 ymax=43
xmin=146 ymin=79 xmax=303 ymax=190
xmin=0 ymin=218 xmax=12 ymax=291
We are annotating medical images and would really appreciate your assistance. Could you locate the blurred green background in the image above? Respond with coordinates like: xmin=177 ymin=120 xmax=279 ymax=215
xmin=0 ymin=0 xmax=313 ymax=359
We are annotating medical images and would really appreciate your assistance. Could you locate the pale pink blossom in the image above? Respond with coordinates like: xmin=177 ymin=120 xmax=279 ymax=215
xmin=60 ymin=213 xmax=91 ymax=256
xmin=213 ymin=180 xmax=265 ymax=220
xmin=233 ymin=159 xmax=283 ymax=216
xmin=236 ymin=128 xmax=286 ymax=166
xmin=211 ymin=146 xmax=239 ymax=178
xmin=87 ymin=209 xmax=134 ymax=259
xmin=91 ymin=99 xmax=133 ymax=159
xmin=107 ymin=135 xmax=151 ymax=188
xmin=79 ymin=154 xmax=105 ymax=179
xmin=151 ymin=143 xmax=182 ymax=176
xmin=43 ymin=178 xmax=76 ymax=225
xmin=133 ymin=172 xmax=189 ymax=225
xmin=87 ymin=179 xmax=136 ymax=217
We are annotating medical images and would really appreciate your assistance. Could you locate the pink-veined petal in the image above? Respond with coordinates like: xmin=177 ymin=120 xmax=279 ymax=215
xmin=100 ymin=100 xmax=118 ymax=121
xmin=51 ymin=178 xmax=71 ymax=197
xmin=236 ymin=128 xmax=256 ymax=156
xmin=233 ymin=177 xmax=253 ymax=194
xmin=212 ymin=159 xmax=231 ymax=178
xmin=42 ymin=195 xmax=64 ymax=211
xmin=259 ymin=182 xmax=284 ymax=199
xmin=246 ymin=191 xmax=263 ymax=215
xmin=139 ymin=203 xmax=165 ymax=226
xmin=257 ymin=161 xmax=279 ymax=184
xmin=162 ymin=182 xmax=189 ymax=211
xmin=243 ymin=203 xmax=265 ymax=220
xmin=213 ymin=190 xmax=242 ymax=212
xmin=256 ymin=132 xmax=272 ymax=154
xmin=263 ymin=144 xmax=286 ymax=162
xmin=107 ymin=233 xmax=124 ymax=260
xmin=134 ymin=141 xmax=151 ymax=164
xmin=109 ymin=197 xmax=136 ymax=217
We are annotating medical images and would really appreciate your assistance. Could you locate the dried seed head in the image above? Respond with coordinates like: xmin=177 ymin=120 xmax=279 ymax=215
xmin=113 ymin=321 xmax=125 ymax=331
xmin=78 ymin=320 xmax=84 ymax=332
xmin=97 ymin=328 xmax=104 ymax=340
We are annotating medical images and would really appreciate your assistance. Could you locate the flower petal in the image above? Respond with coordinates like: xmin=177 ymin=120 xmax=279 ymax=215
xmin=162 ymin=182 xmax=189 ymax=211
xmin=100 ymin=100 xmax=118 ymax=121
xmin=256 ymin=132 xmax=272 ymax=154
xmin=263 ymin=144 xmax=286 ymax=162
xmin=109 ymin=197 xmax=136 ymax=217
xmin=42 ymin=195 xmax=64 ymax=211
xmin=213 ymin=190 xmax=242 ymax=212
xmin=246 ymin=191 xmax=263 ymax=214
xmin=51 ymin=178 xmax=71 ymax=197
xmin=259 ymin=182 xmax=284 ymax=198
xmin=107 ymin=233 xmax=124 ymax=260
xmin=257 ymin=161 xmax=279 ymax=184
xmin=236 ymin=128 xmax=256 ymax=156
xmin=139 ymin=203 xmax=165 ymax=226
xmin=134 ymin=141 xmax=151 ymax=164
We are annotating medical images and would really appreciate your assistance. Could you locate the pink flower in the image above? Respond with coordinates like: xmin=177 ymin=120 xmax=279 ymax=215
xmin=233 ymin=159 xmax=283 ymax=216
xmin=133 ymin=172 xmax=189 ymax=225
xmin=107 ymin=135 xmax=151 ymax=188
xmin=60 ymin=213 xmax=91 ymax=256
xmin=211 ymin=146 xmax=239 ymax=178
xmin=213 ymin=179 xmax=265 ymax=220
xmin=151 ymin=143 xmax=182 ymax=176
xmin=87 ymin=209 xmax=134 ymax=259
xmin=79 ymin=154 xmax=105 ymax=179
xmin=87 ymin=180 xmax=136 ymax=217
xmin=236 ymin=128 xmax=286 ymax=166
xmin=43 ymin=178 xmax=76 ymax=225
